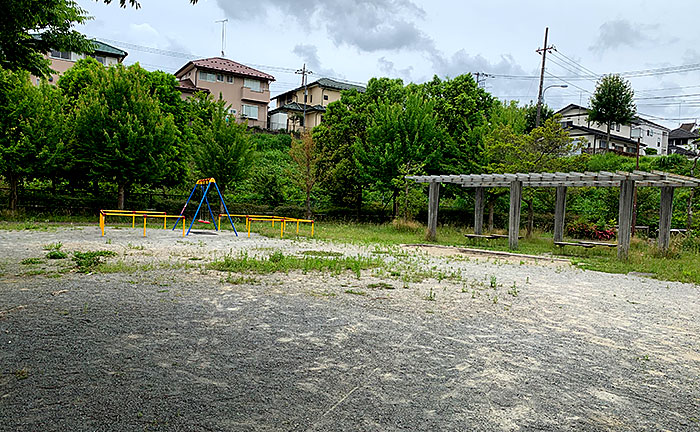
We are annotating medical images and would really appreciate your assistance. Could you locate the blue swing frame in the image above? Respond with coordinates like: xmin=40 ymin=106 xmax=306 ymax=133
xmin=172 ymin=178 xmax=238 ymax=236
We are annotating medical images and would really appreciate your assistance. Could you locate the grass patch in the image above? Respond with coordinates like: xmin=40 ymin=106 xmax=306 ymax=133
xmin=300 ymin=250 xmax=343 ymax=257
xmin=20 ymin=257 xmax=43 ymax=265
xmin=208 ymin=251 xmax=382 ymax=278
xmin=42 ymin=242 xmax=63 ymax=251
xmin=224 ymin=274 xmax=258 ymax=285
xmin=72 ymin=250 xmax=117 ymax=272
xmin=46 ymin=250 xmax=68 ymax=259
xmin=344 ymin=289 xmax=367 ymax=296
xmin=367 ymin=282 xmax=394 ymax=290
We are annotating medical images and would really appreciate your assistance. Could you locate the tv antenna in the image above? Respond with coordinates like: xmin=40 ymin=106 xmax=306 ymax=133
xmin=215 ymin=19 xmax=228 ymax=57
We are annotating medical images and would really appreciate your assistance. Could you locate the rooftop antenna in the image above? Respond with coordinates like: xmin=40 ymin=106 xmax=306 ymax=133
xmin=215 ymin=19 xmax=228 ymax=57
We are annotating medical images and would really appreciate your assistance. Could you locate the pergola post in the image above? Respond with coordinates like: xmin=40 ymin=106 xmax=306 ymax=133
xmin=427 ymin=181 xmax=440 ymax=241
xmin=509 ymin=180 xmax=522 ymax=250
xmin=474 ymin=187 xmax=484 ymax=235
xmin=554 ymin=186 xmax=567 ymax=243
xmin=618 ymin=179 xmax=635 ymax=259
xmin=658 ymin=186 xmax=675 ymax=252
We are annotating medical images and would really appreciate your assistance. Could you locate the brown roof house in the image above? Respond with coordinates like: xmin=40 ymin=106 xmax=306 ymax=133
xmin=30 ymin=36 xmax=128 ymax=85
xmin=269 ymin=78 xmax=366 ymax=131
xmin=174 ymin=57 xmax=275 ymax=129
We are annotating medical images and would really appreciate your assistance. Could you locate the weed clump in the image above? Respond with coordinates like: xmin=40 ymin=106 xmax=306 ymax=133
xmin=46 ymin=250 xmax=68 ymax=259
xmin=72 ymin=250 xmax=117 ymax=272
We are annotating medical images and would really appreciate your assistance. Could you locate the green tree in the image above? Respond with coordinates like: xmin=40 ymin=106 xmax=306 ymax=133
xmin=0 ymin=69 xmax=40 ymax=211
xmin=192 ymin=98 xmax=255 ymax=212
xmin=355 ymin=92 xmax=446 ymax=217
xmin=34 ymin=81 xmax=71 ymax=189
xmin=289 ymin=132 xmax=324 ymax=218
xmin=422 ymin=74 xmax=496 ymax=174
xmin=524 ymin=102 xmax=554 ymax=133
xmin=1 ymin=0 xmax=198 ymax=77
xmin=588 ymin=74 xmax=636 ymax=154
xmin=73 ymin=64 xmax=183 ymax=209
xmin=486 ymin=116 xmax=578 ymax=236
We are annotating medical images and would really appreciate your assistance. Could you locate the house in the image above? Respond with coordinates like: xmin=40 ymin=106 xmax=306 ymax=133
xmin=555 ymin=104 xmax=669 ymax=156
xmin=268 ymin=78 xmax=366 ymax=131
xmin=668 ymin=123 xmax=699 ymax=156
xmin=30 ymin=37 xmax=128 ymax=85
xmin=174 ymin=57 xmax=275 ymax=129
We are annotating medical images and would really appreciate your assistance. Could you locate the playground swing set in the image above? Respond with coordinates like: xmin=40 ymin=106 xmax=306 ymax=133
xmin=99 ymin=177 xmax=315 ymax=238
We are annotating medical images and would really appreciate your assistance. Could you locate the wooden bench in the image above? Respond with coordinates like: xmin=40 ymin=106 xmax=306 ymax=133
xmin=554 ymin=240 xmax=616 ymax=248
xmin=555 ymin=241 xmax=594 ymax=248
xmin=465 ymin=234 xmax=523 ymax=240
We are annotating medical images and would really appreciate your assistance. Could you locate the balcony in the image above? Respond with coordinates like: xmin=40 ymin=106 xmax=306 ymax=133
xmin=241 ymin=87 xmax=269 ymax=103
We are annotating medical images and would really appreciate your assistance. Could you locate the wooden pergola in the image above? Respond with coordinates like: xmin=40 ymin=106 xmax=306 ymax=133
xmin=407 ymin=170 xmax=700 ymax=259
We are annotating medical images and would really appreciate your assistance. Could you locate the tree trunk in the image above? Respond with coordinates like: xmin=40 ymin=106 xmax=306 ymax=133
xmin=488 ymin=200 xmax=494 ymax=232
xmin=117 ymin=183 xmax=126 ymax=210
xmin=525 ymin=198 xmax=534 ymax=238
xmin=355 ymin=186 xmax=362 ymax=221
xmin=305 ymin=188 xmax=312 ymax=219
xmin=392 ymin=190 xmax=398 ymax=219
xmin=403 ymin=180 xmax=410 ymax=220
xmin=606 ymin=122 xmax=611 ymax=154
xmin=8 ymin=173 xmax=19 ymax=214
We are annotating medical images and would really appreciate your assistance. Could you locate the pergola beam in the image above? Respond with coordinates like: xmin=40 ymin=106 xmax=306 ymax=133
xmin=554 ymin=186 xmax=567 ymax=243
xmin=427 ymin=181 xmax=440 ymax=242
xmin=474 ymin=187 xmax=484 ymax=235
xmin=509 ymin=180 xmax=522 ymax=250
xmin=658 ymin=187 xmax=675 ymax=252
xmin=618 ymin=179 xmax=635 ymax=259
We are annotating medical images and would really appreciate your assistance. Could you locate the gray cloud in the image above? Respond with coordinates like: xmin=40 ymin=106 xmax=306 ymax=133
xmin=215 ymin=0 xmax=431 ymax=52
xmin=590 ymin=19 xmax=655 ymax=53
xmin=292 ymin=44 xmax=340 ymax=78
xmin=377 ymin=56 xmax=414 ymax=80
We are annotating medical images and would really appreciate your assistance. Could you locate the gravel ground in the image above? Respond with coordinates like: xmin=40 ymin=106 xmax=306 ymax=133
xmin=1 ymin=226 xmax=699 ymax=431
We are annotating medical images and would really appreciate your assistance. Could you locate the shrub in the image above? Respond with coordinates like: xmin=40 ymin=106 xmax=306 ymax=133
xmin=566 ymin=220 xmax=615 ymax=240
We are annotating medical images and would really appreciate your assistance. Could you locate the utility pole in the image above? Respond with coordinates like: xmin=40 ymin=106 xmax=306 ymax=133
xmin=295 ymin=63 xmax=313 ymax=131
xmin=215 ymin=19 xmax=228 ymax=57
xmin=535 ymin=27 xmax=555 ymax=127
xmin=474 ymin=72 xmax=489 ymax=89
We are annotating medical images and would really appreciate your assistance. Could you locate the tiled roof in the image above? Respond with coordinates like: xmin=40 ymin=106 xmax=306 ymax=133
xmin=274 ymin=77 xmax=366 ymax=100
xmin=176 ymin=57 xmax=275 ymax=81
xmin=669 ymin=145 xmax=697 ymax=156
xmin=31 ymin=34 xmax=127 ymax=58
xmin=669 ymin=128 xmax=698 ymax=140
xmin=680 ymin=122 xmax=696 ymax=132
xmin=176 ymin=78 xmax=209 ymax=93
xmin=269 ymin=102 xmax=326 ymax=115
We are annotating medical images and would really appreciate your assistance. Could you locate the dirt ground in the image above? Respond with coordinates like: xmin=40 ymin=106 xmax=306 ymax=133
xmin=1 ymin=226 xmax=699 ymax=431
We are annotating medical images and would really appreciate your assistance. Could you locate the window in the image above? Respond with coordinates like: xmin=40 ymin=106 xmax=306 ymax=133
xmin=243 ymin=78 xmax=261 ymax=92
xmin=50 ymin=50 xmax=71 ymax=60
xmin=216 ymin=74 xmax=224 ymax=82
xmin=310 ymin=94 xmax=313 ymax=103
xmin=324 ymin=94 xmax=329 ymax=101
xmin=226 ymin=76 xmax=233 ymax=84
xmin=199 ymin=71 xmax=217 ymax=82
xmin=616 ymin=123 xmax=620 ymax=132
xmin=304 ymin=94 xmax=308 ymax=103
xmin=241 ymin=104 xmax=259 ymax=120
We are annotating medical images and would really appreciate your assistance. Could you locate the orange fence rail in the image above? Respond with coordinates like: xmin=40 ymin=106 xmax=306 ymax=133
xmin=218 ymin=214 xmax=314 ymax=238
xmin=99 ymin=210 xmax=185 ymax=237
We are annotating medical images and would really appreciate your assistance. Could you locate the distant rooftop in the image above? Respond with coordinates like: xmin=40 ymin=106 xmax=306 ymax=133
xmin=275 ymin=77 xmax=366 ymax=100
xmin=31 ymin=34 xmax=128 ymax=58
xmin=175 ymin=57 xmax=275 ymax=81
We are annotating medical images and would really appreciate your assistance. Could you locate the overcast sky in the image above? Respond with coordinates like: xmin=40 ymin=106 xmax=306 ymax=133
xmin=75 ymin=0 xmax=700 ymax=128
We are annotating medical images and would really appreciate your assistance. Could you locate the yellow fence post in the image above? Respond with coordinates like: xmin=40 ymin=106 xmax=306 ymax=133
xmin=143 ymin=216 xmax=146 ymax=237
xmin=311 ymin=221 xmax=314 ymax=237
xmin=182 ymin=217 xmax=185 ymax=237
xmin=296 ymin=220 xmax=300 ymax=234
xmin=163 ymin=215 xmax=166 ymax=230
xmin=218 ymin=215 xmax=221 ymax=231
xmin=280 ymin=218 xmax=284 ymax=238
xmin=132 ymin=213 xmax=135 ymax=229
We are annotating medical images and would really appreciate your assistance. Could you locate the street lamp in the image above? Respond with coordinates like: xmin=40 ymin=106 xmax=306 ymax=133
xmin=536 ymin=84 xmax=568 ymax=127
